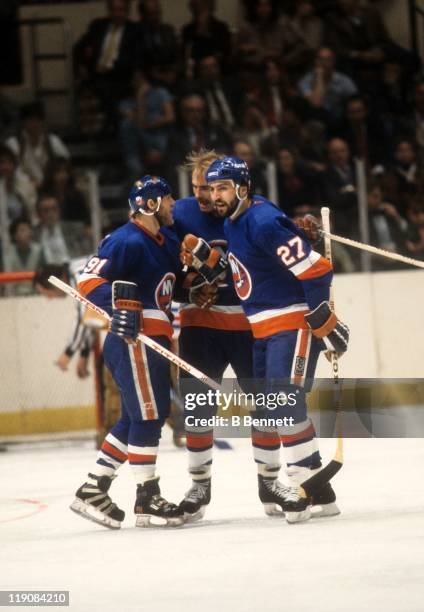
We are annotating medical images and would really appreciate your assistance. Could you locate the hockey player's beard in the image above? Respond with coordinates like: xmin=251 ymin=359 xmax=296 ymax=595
xmin=213 ymin=197 xmax=238 ymax=218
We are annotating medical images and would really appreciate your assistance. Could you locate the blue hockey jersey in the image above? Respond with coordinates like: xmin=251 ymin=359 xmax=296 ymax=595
xmin=77 ymin=219 xmax=181 ymax=341
xmin=224 ymin=197 xmax=333 ymax=339
xmin=172 ymin=197 xmax=250 ymax=331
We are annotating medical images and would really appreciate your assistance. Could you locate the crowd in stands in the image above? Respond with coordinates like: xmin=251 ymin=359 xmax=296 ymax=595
xmin=1 ymin=0 xmax=424 ymax=292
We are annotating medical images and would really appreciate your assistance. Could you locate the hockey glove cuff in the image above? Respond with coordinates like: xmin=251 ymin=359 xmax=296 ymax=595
xmin=304 ymin=301 xmax=349 ymax=355
xmin=111 ymin=281 xmax=143 ymax=342
xmin=181 ymin=234 xmax=227 ymax=284
xmin=183 ymin=273 xmax=218 ymax=308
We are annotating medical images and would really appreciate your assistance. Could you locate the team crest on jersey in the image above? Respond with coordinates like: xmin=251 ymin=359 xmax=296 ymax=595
xmin=155 ymin=273 xmax=176 ymax=313
xmin=228 ymin=253 xmax=252 ymax=300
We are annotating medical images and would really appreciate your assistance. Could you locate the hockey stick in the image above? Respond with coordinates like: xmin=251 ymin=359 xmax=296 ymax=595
xmin=319 ymin=229 xmax=424 ymax=270
xmin=48 ymin=275 xmax=222 ymax=392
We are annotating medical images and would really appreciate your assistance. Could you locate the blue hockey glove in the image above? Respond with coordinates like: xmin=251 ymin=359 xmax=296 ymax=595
xmin=111 ymin=281 xmax=142 ymax=342
xmin=304 ymin=301 xmax=349 ymax=355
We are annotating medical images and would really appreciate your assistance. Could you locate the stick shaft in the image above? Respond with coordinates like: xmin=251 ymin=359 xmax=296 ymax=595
xmin=321 ymin=208 xmax=339 ymax=381
xmin=321 ymin=229 xmax=424 ymax=270
xmin=48 ymin=275 xmax=221 ymax=391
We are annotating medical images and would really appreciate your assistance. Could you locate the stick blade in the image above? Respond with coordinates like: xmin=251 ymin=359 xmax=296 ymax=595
xmin=300 ymin=458 xmax=343 ymax=497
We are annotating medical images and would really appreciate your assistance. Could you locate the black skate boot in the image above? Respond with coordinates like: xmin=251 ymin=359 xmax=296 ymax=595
xmin=70 ymin=473 xmax=125 ymax=530
xmin=179 ymin=477 xmax=211 ymax=523
xmin=258 ymin=474 xmax=310 ymax=522
xmin=287 ymin=466 xmax=340 ymax=519
xmin=134 ymin=477 xmax=183 ymax=527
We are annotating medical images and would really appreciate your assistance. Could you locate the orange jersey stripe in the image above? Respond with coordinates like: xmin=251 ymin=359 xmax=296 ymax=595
xmin=143 ymin=318 xmax=173 ymax=341
xmin=78 ymin=277 xmax=108 ymax=297
xmin=101 ymin=440 xmax=128 ymax=462
xmin=251 ymin=311 xmax=308 ymax=339
xmin=297 ymin=256 xmax=332 ymax=280
xmin=180 ymin=308 xmax=251 ymax=331
xmin=280 ymin=423 xmax=315 ymax=444
xmin=133 ymin=343 xmax=155 ymax=420
xmin=186 ymin=434 xmax=214 ymax=449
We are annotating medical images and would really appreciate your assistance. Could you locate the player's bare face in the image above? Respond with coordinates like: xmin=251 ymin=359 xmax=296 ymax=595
xmin=209 ymin=181 xmax=238 ymax=217
xmin=157 ymin=194 xmax=175 ymax=226
xmin=192 ymin=169 xmax=214 ymax=213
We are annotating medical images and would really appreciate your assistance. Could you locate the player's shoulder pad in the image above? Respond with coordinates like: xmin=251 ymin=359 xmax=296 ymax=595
xmin=248 ymin=197 xmax=292 ymax=233
xmin=173 ymin=197 xmax=198 ymax=219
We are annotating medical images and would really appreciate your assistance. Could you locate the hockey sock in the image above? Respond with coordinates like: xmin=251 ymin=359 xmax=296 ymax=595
xmin=279 ymin=417 xmax=321 ymax=468
xmin=251 ymin=425 xmax=281 ymax=468
xmin=93 ymin=431 xmax=128 ymax=477
xmin=186 ymin=429 xmax=213 ymax=479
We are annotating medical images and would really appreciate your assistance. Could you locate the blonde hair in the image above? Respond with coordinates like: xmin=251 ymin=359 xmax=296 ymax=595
xmin=185 ymin=149 xmax=223 ymax=173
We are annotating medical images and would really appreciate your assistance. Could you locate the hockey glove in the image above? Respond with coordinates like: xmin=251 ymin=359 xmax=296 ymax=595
xmin=181 ymin=234 xmax=227 ymax=284
xmin=304 ymin=301 xmax=349 ymax=355
xmin=183 ymin=272 xmax=218 ymax=308
xmin=293 ymin=214 xmax=321 ymax=244
xmin=111 ymin=281 xmax=142 ymax=342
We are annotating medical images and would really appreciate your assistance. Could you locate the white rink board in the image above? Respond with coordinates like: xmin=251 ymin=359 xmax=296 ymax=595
xmin=1 ymin=434 xmax=424 ymax=612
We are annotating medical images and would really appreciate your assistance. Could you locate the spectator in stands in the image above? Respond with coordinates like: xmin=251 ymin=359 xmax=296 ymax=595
xmin=166 ymin=94 xmax=231 ymax=171
xmin=381 ymin=140 xmax=420 ymax=217
xmin=298 ymin=47 xmax=358 ymax=120
xmin=405 ymin=195 xmax=424 ymax=259
xmin=276 ymin=147 xmax=321 ymax=216
xmin=33 ymin=193 xmax=87 ymax=264
xmin=136 ymin=0 xmax=179 ymax=70
xmin=118 ymin=69 xmax=175 ymax=178
xmin=234 ymin=101 xmax=279 ymax=159
xmin=192 ymin=55 xmax=241 ymax=131
xmin=5 ymin=102 xmax=70 ymax=188
xmin=372 ymin=61 xmax=410 ymax=139
xmin=181 ymin=0 xmax=232 ymax=77
xmin=233 ymin=139 xmax=267 ymax=196
xmin=335 ymin=95 xmax=388 ymax=167
xmin=235 ymin=0 xmax=287 ymax=69
xmin=5 ymin=219 xmax=43 ymax=295
xmin=322 ymin=137 xmax=358 ymax=235
xmin=0 ymin=145 xmax=36 ymax=223
xmin=41 ymin=158 xmax=90 ymax=226
xmin=73 ymin=0 xmax=138 ymax=127
xmin=279 ymin=1 xmax=324 ymax=77
xmin=367 ymin=181 xmax=408 ymax=268
xmin=402 ymin=81 xmax=424 ymax=153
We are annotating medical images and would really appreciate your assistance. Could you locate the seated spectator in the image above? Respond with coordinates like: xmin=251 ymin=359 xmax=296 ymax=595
xmin=335 ymin=95 xmax=388 ymax=168
xmin=5 ymin=102 xmax=70 ymax=188
xmin=322 ymin=137 xmax=358 ymax=235
xmin=233 ymin=139 xmax=267 ymax=196
xmin=137 ymin=0 xmax=179 ymax=70
xmin=372 ymin=61 xmax=411 ymax=139
xmin=0 ymin=145 xmax=36 ymax=223
xmin=381 ymin=140 xmax=419 ymax=217
xmin=167 ymin=94 xmax=231 ymax=172
xmin=298 ymin=47 xmax=358 ymax=121
xmin=33 ymin=193 xmax=89 ymax=264
xmin=367 ymin=182 xmax=408 ymax=269
xmin=235 ymin=0 xmax=287 ymax=69
xmin=4 ymin=219 xmax=43 ymax=295
xmin=234 ymin=101 xmax=280 ymax=159
xmin=276 ymin=147 xmax=321 ymax=216
xmin=405 ymin=195 xmax=424 ymax=259
xmin=118 ymin=69 xmax=175 ymax=178
xmin=192 ymin=55 xmax=241 ymax=130
xmin=279 ymin=1 xmax=324 ymax=77
xmin=181 ymin=0 xmax=232 ymax=77
xmin=73 ymin=0 xmax=138 ymax=127
xmin=41 ymin=158 xmax=91 ymax=225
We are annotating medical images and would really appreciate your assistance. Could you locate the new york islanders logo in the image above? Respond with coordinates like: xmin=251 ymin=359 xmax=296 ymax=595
xmin=155 ymin=273 xmax=176 ymax=313
xmin=228 ymin=253 xmax=252 ymax=300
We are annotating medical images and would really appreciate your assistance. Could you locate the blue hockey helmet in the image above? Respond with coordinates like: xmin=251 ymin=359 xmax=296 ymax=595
xmin=205 ymin=156 xmax=251 ymax=188
xmin=128 ymin=175 xmax=171 ymax=215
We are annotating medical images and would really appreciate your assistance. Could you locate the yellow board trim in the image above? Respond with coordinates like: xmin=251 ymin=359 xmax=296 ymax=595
xmin=0 ymin=405 xmax=96 ymax=437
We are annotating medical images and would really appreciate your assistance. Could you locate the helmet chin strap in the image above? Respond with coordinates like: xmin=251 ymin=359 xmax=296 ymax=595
xmin=229 ymin=183 xmax=249 ymax=221
xmin=139 ymin=196 xmax=162 ymax=217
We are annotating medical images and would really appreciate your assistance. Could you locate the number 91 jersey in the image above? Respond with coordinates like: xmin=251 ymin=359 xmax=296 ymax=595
xmin=224 ymin=197 xmax=333 ymax=339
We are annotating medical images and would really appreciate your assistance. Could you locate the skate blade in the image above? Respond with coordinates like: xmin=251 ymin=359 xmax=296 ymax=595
xmin=183 ymin=506 xmax=206 ymax=523
xmin=285 ymin=507 xmax=312 ymax=524
xmin=311 ymin=502 xmax=341 ymax=518
xmin=135 ymin=513 xmax=184 ymax=528
xmin=70 ymin=498 xmax=122 ymax=530
xmin=262 ymin=503 xmax=284 ymax=517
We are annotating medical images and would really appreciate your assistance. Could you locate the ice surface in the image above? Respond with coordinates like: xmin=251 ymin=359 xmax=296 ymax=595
xmin=1 ymin=433 xmax=424 ymax=612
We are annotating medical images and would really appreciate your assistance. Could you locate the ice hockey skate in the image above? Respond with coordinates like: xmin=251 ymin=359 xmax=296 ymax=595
xmin=179 ymin=477 xmax=211 ymax=523
xmin=134 ymin=477 xmax=183 ymax=527
xmin=286 ymin=466 xmax=340 ymax=519
xmin=258 ymin=473 xmax=311 ymax=522
xmin=70 ymin=473 xmax=125 ymax=530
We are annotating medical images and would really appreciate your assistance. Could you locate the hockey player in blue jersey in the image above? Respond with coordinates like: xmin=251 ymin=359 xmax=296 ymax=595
xmin=204 ymin=156 xmax=349 ymax=523
xmin=172 ymin=150 xmax=255 ymax=522
xmin=70 ymin=176 xmax=185 ymax=529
